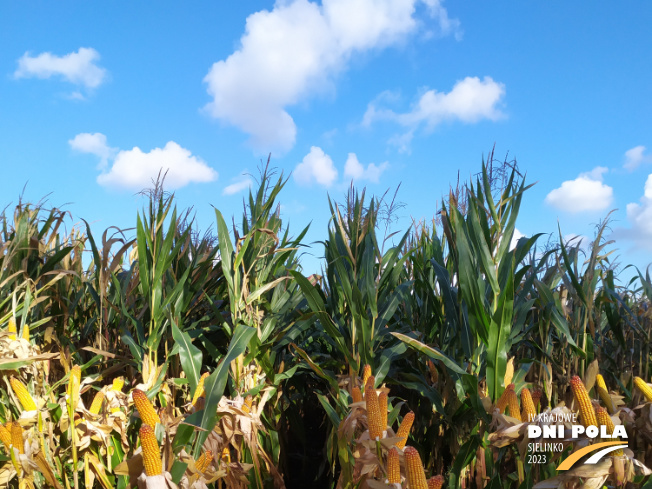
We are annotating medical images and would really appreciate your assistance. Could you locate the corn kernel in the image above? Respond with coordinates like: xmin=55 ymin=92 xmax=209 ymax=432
xmin=132 ymin=389 xmax=161 ymax=426
xmin=365 ymin=379 xmax=383 ymax=440
xmin=634 ymin=376 xmax=652 ymax=403
xmin=351 ymin=386 xmax=362 ymax=403
xmin=10 ymin=422 xmax=23 ymax=454
xmin=495 ymin=384 xmax=514 ymax=413
xmin=9 ymin=378 xmax=37 ymax=411
xmin=520 ymin=388 xmax=536 ymax=422
xmin=404 ymin=446 xmax=428 ymax=489
xmin=595 ymin=406 xmax=623 ymax=455
xmin=362 ymin=365 xmax=372 ymax=391
xmin=379 ymin=391 xmax=388 ymax=432
xmin=0 ymin=424 xmax=11 ymax=450
xmin=387 ymin=447 xmax=400 ymax=484
xmin=595 ymin=374 xmax=615 ymax=414
xmin=7 ymin=318 xmax=16 ymax=341
xmin=570 ymin=376 xmax=597 ymax=428
xmin=241 ymin=395 xmax=253 ymax=414
xmin=89 ymin=391 xmax=104 ymax=415
xmin=192 ymin=372 xmax=210 ymax=405
xmin=139 ymin=424 xmax=162 ymax=476
xmin=395 ymin=411 xmax=415 ymax=449
xmin=428 ymin=475 xmax=445 ymax=489
xmin=112 ymin=377 xmax=124 ymax=392
xmin=196 ymin=450 xmax=213 ymax=473
xmin=506 ymin=388 xmax=521 ymax=422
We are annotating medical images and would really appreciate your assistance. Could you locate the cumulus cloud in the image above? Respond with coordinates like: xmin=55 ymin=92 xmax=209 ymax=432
xmin=223 ymin=174 xmax=253 ymax=195
xmin=14 ymin=47 xmax=107 ymax=89
xmin=623 ymin=145 xmax=652 ymax=171
xmin=363 ymin=76 xmax=506 ymax=130
xmin=544 ymin=167 xmax=614 ymax=213
xmin=294 ymin=146 xmax=338 ymax=187
xmin=203 ymin=0 xmax=460 ymax=153
xmin=344 ymin=153 xmax=389 ymax=182
xmin=623 ymin=173 xmax=652 ymax=249
xmin=509 ymin=228 xmax=525 ymax=251
xmin=69 ymin=132 xmax=116 ymax=169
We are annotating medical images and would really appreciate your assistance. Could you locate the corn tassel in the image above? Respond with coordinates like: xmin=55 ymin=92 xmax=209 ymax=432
xmin=139 ymin=425 xmax=162 ymax=476
xmin=570 ymin=376 xmax=597 ymax=427
xmin=7 ymin=318 xmax=16 ymax=341
xmin=387 ymin=447 xmax=400 ymax=484
xmin=365 ymin=380 xmax=383 ymax=440
xmin=112 ymin=377 xmax=124 ymax=391
xmin=196 ymin=450 xmax=213 ymax=472
xmin=428 ymin=475 xmax=445 ymax=489
xmin=379 ymin=391 xmax=388 ymax=432
xmin=495 ymin=384 xmax=514 ymax=413
xmin=506 ymin=388 xmax=521 ymax=421
xmin=132 ymin=389 xmax=161 ymax=426
xmin=595 ymin=374 xmax=615 ymax=414
xmin=241 ymin=395 xmax=253 ymax=414
xmin=9 ymin=378 xmax=37 ymax=411
xmin=520 ymin=388 xmax=536 ymax=422
xmin=362 ymin=364 xmax=372 ymax=390
xmin=595 ymin=406 xmax=623 ymax=455
xmin=192 ymin=372 xmax=210 ymax=405
xmin=395 ymin=411 xmax=415 ymax=449
xmin=0 ymin=424 xmax=11 ymax=450
xmin=634 ymin=376 xmax=652 ymax=402
xmin=351 ymin=387 xmax=362 ymax=403
xmin=11 ymin=422 xmax=23 ymax=454
xmin=89 ymin=391 xmax=104 ymax=415
xmin=68 ymin=365 xmax=81 ymax=411
xmin=404 ymin=446 xmax=428 ymax=489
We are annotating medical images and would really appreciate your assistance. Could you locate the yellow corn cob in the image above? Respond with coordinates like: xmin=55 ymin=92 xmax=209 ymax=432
xmin=351 ymin=386 xmax=362 ymax=403
xmin=7 ymin=318 xmax=16 ymax=341
xmin=241 ymin=395 xmax=253 ymax=414
xmin=495 ymin=384 xmax=514 ymax=413
xmin=11 ymin=422 xmax=23 ymax=454
xmin=139 ymin=425 xmax=162 ymax=476
xmin=0 ymin=424 xmax=11 ymax=449
xmin=221 ymin=447 xmax=231 ymax=464
xmin=112 ymin=377 xmax=124 ymax=391
xmin=379 ymin=391 xmax=388 ymax=432
xmin=520 ymin=388 xmax=536 ymax=422
xmin=506 ymin=388 xmax=521 ymax=421
xmin=9 ymin=378 xmax=37 ymax=411
xmin=395 ymin=411 xmax=415 ymax=449
xmin=132 ymin=389 xmax=161 ymax=426
xmin=21 ymin=324 xmax=29 ymax=342
xmin=570 ymin=376 xmax=597 ymax=427
xmin=595 ymin=406 xmax=623 ymax=455
xmin=595 ymin=374 xmax=615 ymax=414
xmin=68 ymin=365 xmax=81 ymax=410
xmin=89 ymin=391 xmax=104 ymax=415
xmin=192 ymin=372 xmax=210 ymax=405
xmin=404 ymin=446 xmax=428 ymax=489
xmin=634 ymin=376 xmax=652 ymax=402
xmin=387 ymin=447 xmax=400 ymax=484
xmin=365 ymin=380 xmax=383 ymax=440
xmin=362 ymin=365 xmax=372 ymax=390
xmin=428 ymin=475 xmax=445 ymax=489
xmin=531 ymin=390 xmax=542 ymax=411
xmin=196 ymin=450 xmax=213 ymax=472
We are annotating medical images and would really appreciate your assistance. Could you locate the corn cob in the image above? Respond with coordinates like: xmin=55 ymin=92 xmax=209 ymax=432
xmin=241 ymin=395 xmax=253 ymax=414
xmin=570 ymin=376 xmax=597 ymax=427
xmin=7 ymin=318 xmax=16 ymax=341
xmin=634 ymin=376 xmax=652 ymax=402
xmin=192 ymin=372 xmax=210 ymax=405
xmin=387 ymin=447 xmax=400 ymax=484
xmin=68 ymin=365 xmax=81 ymax=411
xmin=379 ymin=391 xmax=388 ymax=432
xmin=427 ymin=360 xmax=438 ymax=385
xmin=428 ymin=475 xmax=445 ymax=489
xmin=139 ymin=425 xmax=162 ymax=476
xmin=9 ymin=378 xmax=37 ymax=411
xmin=21 ymin=324 xmax=29 ymax=342
xmin=351 ymin=386 xmax=362 ymax=403
xmin=0 ymin=424 xmax=11 ymax=450
xmin=89 ymin=391 xmax=104 ymax=415
xmin=365 ymin=380 xmax=383 ymax=440
xmin=495 ymin=384 xmax=514 ymax=413
xmin=404 ymin=446 xmax=428 ymax=489
xmin=112 ymin=377 xmax=124 ymax=391
xmin=362 ymin=365 xmax=372 ymax=391
xmin=520 ymin=388 xmax=536 ymax=422
xmin=132 ymin=389 xmax=161 ymax=426
xmin=10 ymin=422 xmax=23 ymax=454
xmin=196 ymin=450 xmax=213 ymax=473
xmin=221 ymin=447 xmax=231 ymax=464
xmin=395 ymin=411 xmax=415 ymax=449
xmin=506 ymin=388 xmax=521 ymax=421
xmin=595 ymin=406 xmax=623 ymax=455
xmin=595 ymin=374 xmax=615 ymax=414
xmin=531 ymin=390 xmax=542 ymax=411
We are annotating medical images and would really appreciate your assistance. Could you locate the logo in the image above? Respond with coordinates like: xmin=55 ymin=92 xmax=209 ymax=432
xmin=526 ymin=411 xmax=628 ymax=470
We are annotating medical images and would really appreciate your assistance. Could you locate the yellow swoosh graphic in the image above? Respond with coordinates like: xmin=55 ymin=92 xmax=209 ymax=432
xmin=557 ymin=441 xmax=626 ymax=471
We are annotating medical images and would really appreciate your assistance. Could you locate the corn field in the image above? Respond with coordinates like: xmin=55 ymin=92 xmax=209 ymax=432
xmin=0 ymin=155 xmax=651 ymax=489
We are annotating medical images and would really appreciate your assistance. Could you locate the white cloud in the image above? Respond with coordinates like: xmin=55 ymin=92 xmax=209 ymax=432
xmin=69 ymin=132 xmax=116 ymax=169
xmin=294 ymin=146 xmax=338 ymax=187
xmin=363 ymin=76 xmax=506 ymax=130
xmin=623 ymin=145 xmax=652 ymax=171
xmin=623 ymin=173 xmax=652 ymax=249
xmin=203 ymin=0 xmax=459 ymax=153
xmin=344 ymin=153 xmax=389 ymax=182
xmin=544 ymin=167 xmax=614 ymax=213
xmin=223 ymin=175 xmax=253 ymax=195
xmin=97 ymin=142 xmax=217 ymax=190
xmin=509 ymin=228 xmax=525 ymax=251
xmin=14 ymin=47 xmax=107 ymax=89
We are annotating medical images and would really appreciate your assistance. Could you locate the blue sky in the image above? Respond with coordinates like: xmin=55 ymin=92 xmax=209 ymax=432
xmin=1 ymin=2 xmax=651 ymax=279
